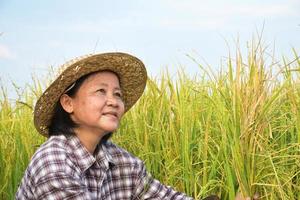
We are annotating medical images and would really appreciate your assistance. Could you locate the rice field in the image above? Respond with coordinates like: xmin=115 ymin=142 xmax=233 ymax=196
xmin=0 ymin=41 xmax=299 ymax=199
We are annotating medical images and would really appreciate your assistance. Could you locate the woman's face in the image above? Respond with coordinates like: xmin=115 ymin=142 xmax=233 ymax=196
xmin=64 ymin=71 xmax=125 ymax=136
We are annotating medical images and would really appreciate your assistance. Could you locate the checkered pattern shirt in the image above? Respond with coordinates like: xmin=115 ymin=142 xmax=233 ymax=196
xmin=16 ymin=135 xmax=194 ymax=200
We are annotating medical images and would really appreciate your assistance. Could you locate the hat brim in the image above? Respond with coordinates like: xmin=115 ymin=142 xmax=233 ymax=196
xmin=34 ymin=52 xmax=147 ymax=137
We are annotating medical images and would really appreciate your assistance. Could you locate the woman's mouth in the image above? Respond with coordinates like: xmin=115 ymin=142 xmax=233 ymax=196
xmin=103 ymin=111 xmax=118 ymax=119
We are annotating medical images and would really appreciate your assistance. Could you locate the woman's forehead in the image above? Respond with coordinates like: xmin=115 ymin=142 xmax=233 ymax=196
xmin=82 ymin=71 xmax=121 ymax=88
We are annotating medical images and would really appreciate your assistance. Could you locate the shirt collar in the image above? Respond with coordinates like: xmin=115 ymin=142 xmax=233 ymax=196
xmin=65 ymin=135 xmax=115 ymax=172
xmin=99 ymin=141 xmax=115 ymax=166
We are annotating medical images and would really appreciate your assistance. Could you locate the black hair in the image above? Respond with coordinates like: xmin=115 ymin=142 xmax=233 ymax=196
xmin=48 ymin=71 xmax=113 ymax=142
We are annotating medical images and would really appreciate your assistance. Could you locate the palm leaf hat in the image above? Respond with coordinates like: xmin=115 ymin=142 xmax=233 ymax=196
xmin=34 ymin=52 xmax=147 ymax=137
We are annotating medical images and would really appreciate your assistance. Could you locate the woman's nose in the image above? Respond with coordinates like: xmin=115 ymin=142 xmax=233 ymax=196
xmin=106 ymin=95 xmax=118 ymax=107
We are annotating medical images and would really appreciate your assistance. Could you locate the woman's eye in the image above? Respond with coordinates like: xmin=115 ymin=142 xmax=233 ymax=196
xmin=97 ymin=88 xmax=106 ymax=93
xmin=115 ymin=92 xmax=122 ymax=98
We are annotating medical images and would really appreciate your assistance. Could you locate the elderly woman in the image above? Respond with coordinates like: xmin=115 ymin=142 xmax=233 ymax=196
xmin=16 ymin=52 xmax=256 ymax=200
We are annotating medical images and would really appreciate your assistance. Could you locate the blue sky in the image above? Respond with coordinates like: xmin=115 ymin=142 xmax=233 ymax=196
xmin=0 ymin=0 xmax=299 ymax=98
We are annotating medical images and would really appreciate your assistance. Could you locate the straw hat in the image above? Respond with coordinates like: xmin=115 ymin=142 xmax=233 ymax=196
xmin=34 ymin=52 xmax=147 ymax=137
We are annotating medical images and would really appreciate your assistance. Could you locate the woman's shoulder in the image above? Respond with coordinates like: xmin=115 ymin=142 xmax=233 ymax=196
xmin=32 ymin=135 xmax=68 ymax=159
xmin=27 ymin=135 xmax=69 ymax=177
xmin=103 ymin=141 xmax=144 ymax=167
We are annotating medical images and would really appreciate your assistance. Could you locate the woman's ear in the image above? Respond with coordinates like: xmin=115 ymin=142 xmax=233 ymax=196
xmin=60 ymin=94 xmax=74 ymax=113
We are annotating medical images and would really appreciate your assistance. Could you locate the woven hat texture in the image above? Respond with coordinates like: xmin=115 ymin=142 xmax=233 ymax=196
xmin=34 ymin=52 xmax=147 ymax=137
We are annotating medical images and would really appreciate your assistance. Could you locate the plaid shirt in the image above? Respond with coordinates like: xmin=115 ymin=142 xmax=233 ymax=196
xmin=16 ymin=135 xmax=194 ymax=200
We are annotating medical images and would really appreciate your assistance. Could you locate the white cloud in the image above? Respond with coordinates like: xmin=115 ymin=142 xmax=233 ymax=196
xmin=0 ymin=44 xmax=14 ymax=59
xmin=165 ymin=0 xmax=298 ymax=18
xmin=158 ymin=18 xmax=227 ymax=30
xmin=221 ymin=3 xmax=297 ymax=18
xmin=21 ymin=0 xmax=300 ymax=38
xmin=158 ymin=0 xmax=299 ymax=29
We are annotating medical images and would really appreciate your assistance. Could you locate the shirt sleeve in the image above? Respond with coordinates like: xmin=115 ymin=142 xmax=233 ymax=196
xmin=15 ymin=170 xmax=35 ymax=200
xmin=16 ymin=170 xmax=92 ymax=200
xmin=132 ymin=162 xmax=194 ymax=200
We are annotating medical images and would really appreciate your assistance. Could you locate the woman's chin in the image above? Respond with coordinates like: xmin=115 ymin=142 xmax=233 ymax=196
xmin=101 ymin=126 xmax=119 ymax=134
